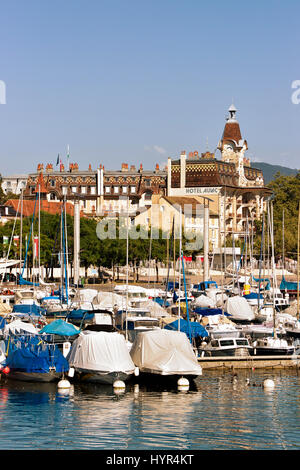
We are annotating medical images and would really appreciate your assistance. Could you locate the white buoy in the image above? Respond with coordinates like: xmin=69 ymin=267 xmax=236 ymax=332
xmin=134 ymin=367 xmax=139 ymax=377
xmin=113 ymin=380 xmax=126 ymax=390
xmin=263 ymin=379 xmax=275 ymax=389
xmin=177 ymin=377 xmax=189 ymax=390
xmin=57 ymin=378 xmax=71 ymax=389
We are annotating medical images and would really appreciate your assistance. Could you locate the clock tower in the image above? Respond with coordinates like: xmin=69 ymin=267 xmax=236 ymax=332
xmin=217 ymin=104 xmax=249 ymax=186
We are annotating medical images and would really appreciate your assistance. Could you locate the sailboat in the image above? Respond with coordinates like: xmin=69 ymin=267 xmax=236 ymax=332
xmin=252 ymin=202 xmax=295 ymax=355
xmin=4 ymin=332 xmax=69 ymax=382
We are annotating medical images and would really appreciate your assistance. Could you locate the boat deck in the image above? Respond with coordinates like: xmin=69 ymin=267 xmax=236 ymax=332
xmin=198 ymin=355 xmax=300 ymax=370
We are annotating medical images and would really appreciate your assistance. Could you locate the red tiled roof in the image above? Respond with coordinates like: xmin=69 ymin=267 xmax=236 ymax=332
xmin=5 ymin=199 xmax=75 ymax=217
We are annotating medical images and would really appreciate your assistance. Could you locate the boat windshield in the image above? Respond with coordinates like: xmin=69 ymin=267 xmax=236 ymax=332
xmin=219 ymin=340 xmax=235 ymax=347
xmin=236 ymin=339 xmax=249 ymax=346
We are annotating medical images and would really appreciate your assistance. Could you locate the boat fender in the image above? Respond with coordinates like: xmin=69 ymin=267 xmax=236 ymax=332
xmin=68 ymin=367 xmax=75 ymax=378
xmin=57 ymin=379 xmax=71 ymax=389
xmin=134 ymin=367 xmax=139 ymax=377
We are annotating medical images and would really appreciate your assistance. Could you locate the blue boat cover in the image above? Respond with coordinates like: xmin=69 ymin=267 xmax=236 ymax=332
xmin=6 ymin=335 xmax=69 ymax=374
xmin=193 ymin=281 xmax=218 ymax=291
xmin=67 ymin=309 xmax=94 ymax=321
xmin=12 ymin=304 xmax=45 ymax=316
xmin=167 ymin=281 xmax=179 ymax=291
xmin=153 ymin=297 xmax=171 ymax=307
xmin=193 ymin=307 xmax=230 ymax=316
xmin=244 ymin=293 xmax=263 ymax=299
xmin=280 ymin=276 xmax=300 ymax=291
xmin=164 ymin=319 xmax=208 ymax=338
xmin=39 ymin=319 xmax=80 ymax=336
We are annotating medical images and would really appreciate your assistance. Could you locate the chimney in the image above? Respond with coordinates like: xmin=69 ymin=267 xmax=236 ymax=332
xmin=139 ymin=163 xmax=143 ymax=172
xmin=88 ymin=163 xmax=92 ymax=171
xmin=46 ymin=163 xmax=53 ymax=173
xmin=155 ymin=163 xmax=160 ymax=172
xmin=121 ymin=163 xmax=129 ymax=172
xmin=130 ymin=165 xmax=136 ymax=172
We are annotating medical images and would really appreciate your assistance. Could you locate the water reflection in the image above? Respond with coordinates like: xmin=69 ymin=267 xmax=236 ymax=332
xmin=0 ymin=371 xmax=299 ymax=449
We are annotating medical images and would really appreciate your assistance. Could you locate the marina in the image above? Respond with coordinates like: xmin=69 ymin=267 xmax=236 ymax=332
xmin=1 ymin=0 xmax=300 ymax=454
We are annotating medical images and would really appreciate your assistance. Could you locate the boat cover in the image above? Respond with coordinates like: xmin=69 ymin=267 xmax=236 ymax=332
xmin=193 ymin=295 xmax=215 ymax=308
xmin=12 ymin=304 xmax=45 ymax=317
xmin=68 ymin=331 xmax=135 ymax=374
xmin=280 ymin=276 xmax=300 ymax=291
xmin=67 ymin=309 xmax=94 ymax=322
xmin=40 ymin=319 xmax=80 ymax=337
xmin=225 ymin=296 xmax=255 ymax=321
xmin=130 ymin=329 xmax=202 ymax=376
xmin=6 ymin=335 xmax=69 ymax=373
xmin=3 ymin=319 xmax=39 ymax=335
xmin=194 ymin=307 xmax=229 ymax=316
xmin=164 ymin=319 xmax=208 ymax=338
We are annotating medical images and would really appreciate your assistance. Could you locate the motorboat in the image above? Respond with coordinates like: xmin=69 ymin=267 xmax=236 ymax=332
xmin=198 ymin=336 xmax=253 ymax=357
xmin=67 ymin=330 xmax=136 ymax=384
xmin=252 ymin=336 xmax=295 ymax=355
xmin=115 ymin=307 xmax=161 ymax=343
xmin=197 ymin=311 xmax=241 ymax=339
xmin=130 ymin=329 xmax=202 ymax=381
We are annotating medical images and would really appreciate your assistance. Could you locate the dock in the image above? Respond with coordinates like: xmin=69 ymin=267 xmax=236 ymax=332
xmin=198 ymin=355 xmax=300 ymax=370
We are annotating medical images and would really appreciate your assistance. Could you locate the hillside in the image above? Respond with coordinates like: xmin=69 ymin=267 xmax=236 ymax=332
xmin=251 ymin=162 xmax=299 ymax=184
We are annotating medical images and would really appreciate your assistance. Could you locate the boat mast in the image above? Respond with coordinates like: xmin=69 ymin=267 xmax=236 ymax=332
xmin=269 ymin=201 xmax=277 ymax=338
xmin=178 ymin=206 xmax=182 ymax=330
xmin=38 ymin=183 xmax=41 ymax=284
xmin=297 ymin=202 xmax=300 ymax=320
xmin=282 ymin=209 xmax=285 ymax=278
xmin=125 ymin=196 xmax=129 ymax=341
xmin=19 ymin=189 xmax=23 ymax=279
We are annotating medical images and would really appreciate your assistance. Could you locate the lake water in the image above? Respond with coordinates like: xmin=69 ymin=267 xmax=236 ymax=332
xmin=0 ymin=369 xmax=300 ymax=451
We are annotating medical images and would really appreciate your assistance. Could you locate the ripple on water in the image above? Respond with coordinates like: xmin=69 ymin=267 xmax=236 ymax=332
xmin=0 ymin=371 xmax=299 ymax=450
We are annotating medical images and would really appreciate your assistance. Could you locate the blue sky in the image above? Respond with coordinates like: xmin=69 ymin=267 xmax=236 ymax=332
xmin=0 ymin=0 xmax=299 ymax=175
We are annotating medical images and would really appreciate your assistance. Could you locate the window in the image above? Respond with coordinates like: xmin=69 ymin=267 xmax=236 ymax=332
xmin=114 ymin=186 xmax=119 ymax=194
xmin=130 ymin=186 xmax=136 ymax=194
xmin=105 ymin=186 xmax=110 ymax=194
xmin=81 ymin=186 xmax=86 ymax=194
xmin=62 ymin=186 xmax=67 ymax=195
xmin=122 ymin=186 xmax=128 ymax=194
xmin=72 ymin=186 xmax=77 ymax=193
xmin=50 ymin=179 xmax=55 ymax=187
xmin=90 ymin=186 xmax=96 ymax=195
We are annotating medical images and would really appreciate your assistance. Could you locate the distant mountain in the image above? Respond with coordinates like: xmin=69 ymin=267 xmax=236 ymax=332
xmin=251 ymin=162 xmax=299 ymax=184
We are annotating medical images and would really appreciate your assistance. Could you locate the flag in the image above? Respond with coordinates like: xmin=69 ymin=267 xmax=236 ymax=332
xmin=56 ymin=154 xmax=60 ymax=166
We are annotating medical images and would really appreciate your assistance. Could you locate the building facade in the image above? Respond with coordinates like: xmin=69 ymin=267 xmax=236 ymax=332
xmin=166 ymin=104 xmax=271 ymax=247
xmin=23 ymin=162 xmax=167 ymax=217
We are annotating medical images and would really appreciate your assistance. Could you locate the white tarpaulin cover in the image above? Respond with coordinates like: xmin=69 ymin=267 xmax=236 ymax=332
xmin=68 ymin=331 xmax=135 ymax=374
xmin=3 ymin=319 xmax=40 ymax=335
xmin=225 ymin=296 xmax=255 ymax=321
xmin=130 ymin=329 xmax=202 ymax=376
